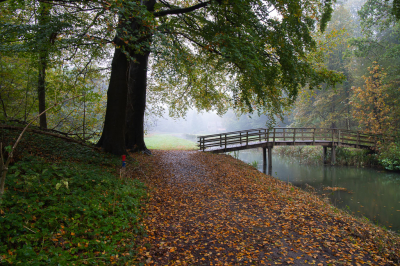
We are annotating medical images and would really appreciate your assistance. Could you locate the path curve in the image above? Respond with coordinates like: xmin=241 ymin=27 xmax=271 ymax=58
xmin=132 ymin=150 xmax=399 ymax=265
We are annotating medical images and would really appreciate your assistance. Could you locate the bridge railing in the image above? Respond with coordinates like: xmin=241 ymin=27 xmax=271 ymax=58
xmin=198 ymin=128 xmax=386 ymax=151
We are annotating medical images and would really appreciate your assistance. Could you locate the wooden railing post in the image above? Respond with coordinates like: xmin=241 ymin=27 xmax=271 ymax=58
xmin=357 ymin=132 xmax=360 ymax=148
xmin=267 ymin=129 xmax=269 ymax=143
xmin=283 ymin=128 xmax=286 ymax=141
xmin=220 ymin=134 xmax=222 ymax=147
xmin=259 ymin=130 xmax=261 ymax=142
xmin=202 ymin=137 xmax=205 ymax=151
xmin=293 ymin=128 xmax=296 ymax=144
xmin=273 ymin=128 xmax=276 ymax=145
xmin=264 ymin=129 xmax=267 ymax=141
xmin=246 ymin=131 xmax=249 ymax=147
xmin=240 ymin=132 xmax=242 ymax=145
xmin=225 ymin=134 xmax=227 ymax=150
xmin=313 ymin=128 xmax=315 ymax=145
xmin=338 ymin=130 xmax=341 ymax=146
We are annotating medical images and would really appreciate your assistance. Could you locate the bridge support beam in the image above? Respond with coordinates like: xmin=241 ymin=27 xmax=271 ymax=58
xmin=268 ymin=147 xmax=272 ymax=175
xmin=263 ymin=147 xmax=267 ymax=174
xmin=323 ymin=146 xmax=327 ymax=164
xmin=331 ymin=146 xmax=336 ymax=165
xmin=262 ymin=147 xmax=273 ymax=175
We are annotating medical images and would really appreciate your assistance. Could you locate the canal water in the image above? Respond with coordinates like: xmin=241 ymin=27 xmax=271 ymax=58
xmin=228 ymin=148 xmax=400 ymax=233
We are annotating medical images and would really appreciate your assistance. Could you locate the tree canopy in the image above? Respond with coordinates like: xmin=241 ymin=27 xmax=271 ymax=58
xmin=1 ymin=0 xmax=345 ymax=154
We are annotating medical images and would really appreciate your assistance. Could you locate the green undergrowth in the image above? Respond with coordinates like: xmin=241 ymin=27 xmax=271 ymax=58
xmin=144 ymin=134 xmax=197 ymax=150
xmin=0 ymin=128 xmax=147 ymax=265
xmin=378 ymin=141 xmax=400 ymax=171
xmin=275 ymin=146 xmax=378 ymax=167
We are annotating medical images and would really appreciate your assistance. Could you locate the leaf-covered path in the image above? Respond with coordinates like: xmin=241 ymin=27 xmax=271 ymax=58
xmin=131 ymin=150 xmax=399 ymax=265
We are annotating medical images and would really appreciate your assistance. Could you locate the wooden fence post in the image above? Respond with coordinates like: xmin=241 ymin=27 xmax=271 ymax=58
xmin=259 ymin=130 xmax=261 ymax=142
xmin=246 ymin=131 xmax=248 ymax=147
xmin=273 ymin=128 xmax=276 ymax=145
xmin=225 ymin=134 xmax=227 ymax=150
xmin=293 ymin=128 xmax=296 ymax=144
xmin=240 ymin=132 xmax=242 ymax=145
xmin=313 ymin=128 xmax=316 ymax=145
xmin=202 ymin=137 xmax=205 ymax=151
xmin=220 ymin=134 xmax=222 ymax=147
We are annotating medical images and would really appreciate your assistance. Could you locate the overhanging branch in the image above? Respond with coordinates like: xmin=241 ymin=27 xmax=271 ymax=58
xmin=154 ymin=1 xmax=210 ymax=17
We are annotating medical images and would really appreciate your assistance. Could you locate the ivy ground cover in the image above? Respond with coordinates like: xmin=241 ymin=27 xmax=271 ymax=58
xmin=0 ymin=129 xmax=147 ymax=265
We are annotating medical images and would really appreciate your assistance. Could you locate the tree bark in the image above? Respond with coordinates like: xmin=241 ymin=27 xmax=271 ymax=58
xmin=96 ymin=43 xmax=129 ymax=155
xmin=124 ymin=0 xmax=155 ymax=153
xmin=98 ymin=0 xmax=155 ymax=155
xmin=125 ymin=51 xmax=150 ymax=152
xmin=37 ymin=2 xmax=50 ymax=129
xmin=38 ymin=53 xmax=47 ymax=129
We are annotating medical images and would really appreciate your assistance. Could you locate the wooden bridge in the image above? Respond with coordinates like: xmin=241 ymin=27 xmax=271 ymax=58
xmin=198 ymin=128 xmax=383 ymax=174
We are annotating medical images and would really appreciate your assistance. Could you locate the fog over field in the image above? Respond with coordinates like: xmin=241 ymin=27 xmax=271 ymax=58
xmin=147 ymin=109 xmax=293 ymax=135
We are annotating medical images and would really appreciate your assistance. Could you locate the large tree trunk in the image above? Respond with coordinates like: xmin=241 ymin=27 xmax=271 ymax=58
xmin=97 ymin=0 xmax=155 ymax=155
xmin=96 ymin=43 xmax=129 ymax=155
xmin=124 ymin=0 xmax=155 ymax=153
xmin=37 ymin=2 xmax=50 ymax=129
xmin=125 ymin=51 xmax=150 ymax=152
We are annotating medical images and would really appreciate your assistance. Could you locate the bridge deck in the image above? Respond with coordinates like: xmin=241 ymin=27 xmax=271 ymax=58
xmin=204 ymin=140 xmax=373 ymax=153
xmin=198 ymin=128 xmax=381 ymax=153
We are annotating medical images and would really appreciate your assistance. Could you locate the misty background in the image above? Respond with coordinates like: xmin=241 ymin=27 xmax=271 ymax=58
xmin=146 ymin=109 xmax=293 ymax=136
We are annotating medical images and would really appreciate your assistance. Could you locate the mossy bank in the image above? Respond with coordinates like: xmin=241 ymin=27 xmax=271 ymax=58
xmin=0 ymin=127 xmax=147 ymax=265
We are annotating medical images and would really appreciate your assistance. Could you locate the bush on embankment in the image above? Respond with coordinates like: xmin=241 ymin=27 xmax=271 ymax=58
xmin=0 ymin=128 xmax=147 ymax=265
xmin=275 ymin=146 xmax=379 ymax=167
xmin=377 ymin=141 xmax=400 ymax=171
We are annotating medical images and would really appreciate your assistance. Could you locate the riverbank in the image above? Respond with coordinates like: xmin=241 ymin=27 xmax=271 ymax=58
xmin=132 ymin=150 xmax=400 ymax=265
xmin=275 ymin=146 xmax=378 ymax=167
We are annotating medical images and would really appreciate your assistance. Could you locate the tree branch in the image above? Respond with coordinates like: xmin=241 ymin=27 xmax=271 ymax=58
xmin=154 ymin=1 xmax=210 ymax=17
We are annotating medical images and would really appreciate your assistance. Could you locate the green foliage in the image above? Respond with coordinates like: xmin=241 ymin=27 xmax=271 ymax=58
xmin=292 ymin=4 xmax=355 ymax=129
xmin=334 ymin=147 xmax=377 ymax=167
xmin=0 ymin=0 xmax=110 ymax=137
xmin=378 ymin=141 xmax=400 ymax=171
xmin=0 ymin=129 xmax=147 ymax=264
xmin=320 ymin=0 xmax=334 ymax=32
xmin=149 ymin=0 xmax=344 ymax=121
xmin=248 ymin=160 xmax=259 ymax=168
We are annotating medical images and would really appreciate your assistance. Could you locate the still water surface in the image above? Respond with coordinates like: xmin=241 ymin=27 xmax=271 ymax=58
xmin=228 ymin=148 xmax=400 ymax=233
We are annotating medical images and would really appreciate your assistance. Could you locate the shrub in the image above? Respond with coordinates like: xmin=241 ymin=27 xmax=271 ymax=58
xmin=378 ymin=142 xmax=400 ymax=171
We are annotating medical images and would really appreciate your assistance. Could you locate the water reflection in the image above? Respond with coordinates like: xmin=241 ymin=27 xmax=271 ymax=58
xmin=228 ymin=148 xmax=400 ymax=233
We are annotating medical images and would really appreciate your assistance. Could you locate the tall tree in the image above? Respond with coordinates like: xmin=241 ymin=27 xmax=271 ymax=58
xmin=1 ymin=0 xmax=113 ymax=131
xmin=0 ymin=0 xmax=344 ymax=155
xmin=36 ymin=2 xmax=52 ymax=129
xmin=97 ymin=0 xmax=344 ymax=155
xmin=349 ymin=0 xmax=400 ymax=131
xmin=351 ymin=64 xmax=393 ymax=134
xmin=291 ymin=4 xmax=356 ymax=129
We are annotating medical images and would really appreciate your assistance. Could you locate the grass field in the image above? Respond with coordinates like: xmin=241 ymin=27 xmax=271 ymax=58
xmin=144 ymin=134 xmax=198 ymax=150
